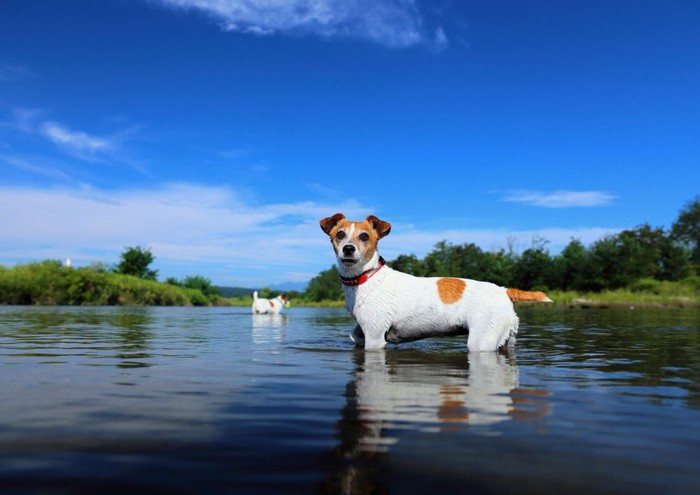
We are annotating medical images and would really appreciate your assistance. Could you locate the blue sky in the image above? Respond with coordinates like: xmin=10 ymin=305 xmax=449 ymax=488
xmin=1 ymin=0 xmax=698 ymax=288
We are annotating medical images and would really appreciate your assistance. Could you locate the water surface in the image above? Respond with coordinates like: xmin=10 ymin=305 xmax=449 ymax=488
xmin=1 ymin=306 xmax=699 ymax=494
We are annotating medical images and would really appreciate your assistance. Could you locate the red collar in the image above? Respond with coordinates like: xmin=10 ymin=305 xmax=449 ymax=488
xmin=339 ymin=257 xmax=386 ymax=286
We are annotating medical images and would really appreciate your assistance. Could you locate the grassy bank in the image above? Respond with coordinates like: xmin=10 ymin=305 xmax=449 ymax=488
xmin=0 ymin=261 xmax=216 ymax=306
xmin=544 ymin=277 xmax=700 ymax=308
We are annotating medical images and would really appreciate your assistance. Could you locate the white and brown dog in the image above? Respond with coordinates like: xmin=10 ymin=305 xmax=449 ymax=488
xmin=320 ymin=213 xmax=552 ymax=351
xmin=252 ymin=291 xmax=289 ymax=315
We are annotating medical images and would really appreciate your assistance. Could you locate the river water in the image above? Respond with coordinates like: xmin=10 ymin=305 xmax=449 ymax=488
xmin=0 ymin=305 xmax=698 ymax=494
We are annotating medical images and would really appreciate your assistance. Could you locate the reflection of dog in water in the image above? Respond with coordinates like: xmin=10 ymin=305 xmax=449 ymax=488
xmin=320 ymin=350 xmax=551 ymax=493
xmin=251 ymin=292 xmax=289 ymax=314
xmin=354 ymin=350 xmax=523 ymax=440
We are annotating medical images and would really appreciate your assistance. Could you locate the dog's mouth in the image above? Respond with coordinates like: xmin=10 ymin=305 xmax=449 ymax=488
xmin=341 ymin=258 xmax=358 ymax=265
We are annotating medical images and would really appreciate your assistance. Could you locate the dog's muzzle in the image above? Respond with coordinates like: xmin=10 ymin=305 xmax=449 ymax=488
xmin=341 ymin=244 xmax=357 ymax=264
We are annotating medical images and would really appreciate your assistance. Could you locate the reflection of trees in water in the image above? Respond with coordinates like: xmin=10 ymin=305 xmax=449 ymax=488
xmin=0 ymin=307 xmax=157 ymax=369
xmin=319 ymin=349 xmax=551 ymax=493
xmin=519 ymin=308 xmax=700 ymax=408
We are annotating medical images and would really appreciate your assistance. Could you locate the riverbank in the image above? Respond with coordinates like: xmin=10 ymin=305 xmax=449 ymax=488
xmin=545 ymin=278 xmax=700 ymax=308
xmin=229 ymin=289 xmax=700 ymax=309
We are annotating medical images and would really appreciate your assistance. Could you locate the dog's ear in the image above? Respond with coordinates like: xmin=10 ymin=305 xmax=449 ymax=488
xmin=366 ymin=215 xmax=391 ymax=239
xmin=320 ymin=213 xmax=345 ymax=235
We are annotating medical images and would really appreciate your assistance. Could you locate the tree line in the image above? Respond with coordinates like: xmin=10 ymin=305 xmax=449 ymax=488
xmin=304 ymin=197 xmax=699 ymax=302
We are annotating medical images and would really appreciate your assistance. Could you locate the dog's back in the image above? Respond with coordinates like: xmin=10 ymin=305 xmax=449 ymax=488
xmin=252 ymin=292 xmax=286 ymax=314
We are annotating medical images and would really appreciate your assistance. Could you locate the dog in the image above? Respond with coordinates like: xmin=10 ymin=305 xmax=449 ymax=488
xmin=320 ymin=213 xmax=552 ymax=351
xmin=252 ymin=291 xmax=289 ymax=315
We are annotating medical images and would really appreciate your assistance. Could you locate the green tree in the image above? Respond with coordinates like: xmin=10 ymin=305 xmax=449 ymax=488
xmin=511 ymin=240 xmax=555 ymax=291
xmin=116 ymin=246 xmax=158 ymax=280
xmin=257 ymin=287 xmax=280 ymax=299
xmin=182 ymin=275 xmax=219 ymax=298
xmin=389 ymin=254 xmax=426 ymax=276
xmin=406 ymin=241 xmax=514 ymax=286
xmin=554 ymin=239 xmax=597 ymax=291
xmin=671 ymin=196 xmax=700 ymax=268
xmin=478 ymin=250 xmax=515 ymax=287
xmin=423 ymin=241 xmax=488 ymax=278
xmin=305 ymin=265 xmax=343 ymax=302
xmin=590 ymin=224 xmax=689 ymax=289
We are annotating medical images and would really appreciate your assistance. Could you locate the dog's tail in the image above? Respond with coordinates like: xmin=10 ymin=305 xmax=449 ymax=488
xmin=506 ymin=288 xmax=553 ymax=303
xmin=253 ymin=291 xmax=258 ymax=300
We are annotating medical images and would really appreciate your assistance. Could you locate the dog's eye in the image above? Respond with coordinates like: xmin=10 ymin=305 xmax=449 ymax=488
xmin=359 ymin=232 xmax=370 ymax=242
xmin=336 ymin=231 xmax=346 ymax=241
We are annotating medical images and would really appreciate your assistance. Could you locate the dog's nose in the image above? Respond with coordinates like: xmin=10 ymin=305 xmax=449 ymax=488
xmin=343 ymin=245 xmax=355 ymax=256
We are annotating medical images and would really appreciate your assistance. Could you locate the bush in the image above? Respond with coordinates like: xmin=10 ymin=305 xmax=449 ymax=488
xmin=0 ymin=262 xmax=209 ymax=306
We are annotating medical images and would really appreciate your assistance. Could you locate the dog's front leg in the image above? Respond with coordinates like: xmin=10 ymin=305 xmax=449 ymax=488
xmin=355 ymin=319 xmax=389 ymax=350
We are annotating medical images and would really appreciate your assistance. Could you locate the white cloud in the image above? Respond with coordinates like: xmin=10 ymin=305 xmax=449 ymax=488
xmin=3 ymin=109 xmax=146 ymax=175
xmin=155 ymin=0 xmax=447 ymax=49
xmin=5 ymin=109 xmax=117 ymax=158
xmin=0 ymin=184 xmax=622 ymax=286
xmin=502 ymin=190 xmax=616 ymax=208
xmin=40 ymin=121 xmax=113 ymax=154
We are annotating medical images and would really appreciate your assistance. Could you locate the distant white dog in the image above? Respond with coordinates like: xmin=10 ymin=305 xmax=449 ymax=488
xmin=252 ymin=292 xmax=289 ymax=315
xmin=320 ymin=213 xmax=552 ymax=351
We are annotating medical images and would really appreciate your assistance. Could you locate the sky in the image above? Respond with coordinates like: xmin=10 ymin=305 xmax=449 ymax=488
xmin=1 ymin=0 xmax=699 ymax=289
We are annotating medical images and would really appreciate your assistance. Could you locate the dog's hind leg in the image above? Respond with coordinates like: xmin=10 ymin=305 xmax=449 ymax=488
xmin=468 ymin=311 xmax=517 ymax=352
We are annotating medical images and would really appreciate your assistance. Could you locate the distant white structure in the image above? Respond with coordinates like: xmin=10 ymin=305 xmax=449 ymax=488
xmin=64 ymin=258 xmax=72 ymax=268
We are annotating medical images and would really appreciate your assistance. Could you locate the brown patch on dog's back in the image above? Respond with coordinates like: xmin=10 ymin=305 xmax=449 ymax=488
xmin=437 ymin=278 xmax=466 ymax=304
xmin=268 ymin=300 xmax=274 ymax=308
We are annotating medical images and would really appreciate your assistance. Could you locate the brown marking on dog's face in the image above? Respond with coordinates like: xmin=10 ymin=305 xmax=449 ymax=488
xmin=319 ymin=213 xmax=391 ymax=265
xmin=436 ymin=278 xmax=466 ymax=304
xmin=279 ymin=294 xmax=288 ymax=303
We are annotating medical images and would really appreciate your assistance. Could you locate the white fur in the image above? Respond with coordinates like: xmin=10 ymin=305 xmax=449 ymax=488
xmin=251 ymin=291 xmax=288 ymax=315
xmin=344 ymin=265 xmax=519 ymax=351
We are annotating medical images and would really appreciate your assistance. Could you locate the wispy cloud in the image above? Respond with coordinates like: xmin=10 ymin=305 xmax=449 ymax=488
xmin=3 ymin=108 xmax=146 ymax=173
xmin=40 ymin=122 xmax=113 ymax=155
xmin=155 ymin=0 xmax=448 ymax=49
xmin=0 ymin=63 xmax=32 ymax=82
xmin=502 ymin=190 xmax=616 ymax=208
xmin=1 ymin=156 xmax=72 ymax=181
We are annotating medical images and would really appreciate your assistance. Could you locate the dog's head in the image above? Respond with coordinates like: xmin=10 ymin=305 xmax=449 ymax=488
xmin=320 ymin=213 xmax=391 ymax=272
